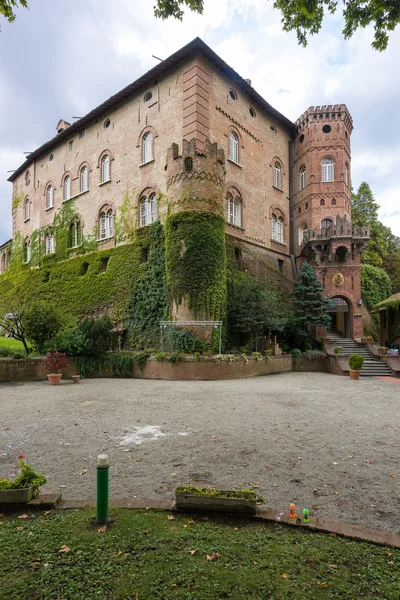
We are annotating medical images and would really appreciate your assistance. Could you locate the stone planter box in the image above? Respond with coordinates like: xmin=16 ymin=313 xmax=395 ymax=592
xmin=175 ymin=493 xmax=257 ymax=515
xmin=0 ymin=487 xmax=33 ymax=503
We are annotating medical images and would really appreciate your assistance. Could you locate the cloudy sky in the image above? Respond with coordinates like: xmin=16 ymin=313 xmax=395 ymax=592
xmin=0 ymin=0 xmax=399 ymax=244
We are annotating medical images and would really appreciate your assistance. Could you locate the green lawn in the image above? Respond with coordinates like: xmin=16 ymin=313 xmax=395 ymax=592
xmin=0 ymin=336 xmax=26 ymax=350
xmin=0 ymin=509 xmax=399 ymax=599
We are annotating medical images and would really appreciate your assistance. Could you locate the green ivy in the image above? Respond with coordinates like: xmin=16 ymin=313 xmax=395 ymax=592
xmin=387 ymin=307 xmax=400 ymax=344
xmin=165 ymin=211 xmax=226 ymax=320
xmin=361 ymin=264 xmax=392 ymax=311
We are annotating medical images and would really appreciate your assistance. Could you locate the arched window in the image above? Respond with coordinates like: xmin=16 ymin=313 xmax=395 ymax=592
xmin=45 ymin=233 xmax=55 ymax=255
xmin=332 ymin=198 xmax=336 ymax=205
xmin=24 ymin=197 xmax=30 ymax=221
xmin=24 ymin=239 xmax=31 ymax=263
xmin=274 ymin=162 xmax=281 ymax=188
xmin=184 ymin=157 xmax=193 ymax=172
xmin=321 ymin=218 xmax=333 ymax=230
xmin=142 ymin=132 xmax=153 ymax=164
xmin=46 ymin=184 xmax=53 ymax=209
xmin=271 ymin=214 xmax=284 ymax=243
xmin=99 ymin=209 xmax=114 ymax=239
xmin=80 ymin=166 xmax=88 ymax=192
xmin=320 ymin=198 xmax=325 ymax=206
xmin=63 ymin=175 xmax=71 ymax=201
xmin=345 ymin=162 xmax=349 ymax=186
xmin=299 ymin=165 xmax=306 ymax=191
xmin=70 ymin=221 xmax=81 ymax=248
xmin=229 ymin=131 xmax=239 ymax=163
xmin=321 ymin=158 xmax=334 ymax=182
xmin=140 ymin=193 xmax=157 ymax=226
xmin=101 ymin=155 xmax=110 ymax=183
xmin=225 ymin=192 xmax=241 ymax=226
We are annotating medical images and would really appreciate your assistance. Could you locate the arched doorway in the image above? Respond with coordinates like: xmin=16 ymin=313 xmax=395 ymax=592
xmin=328 ymin=296 xmax=351 ymax=338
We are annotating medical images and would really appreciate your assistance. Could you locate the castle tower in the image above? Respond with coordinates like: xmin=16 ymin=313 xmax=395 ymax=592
xmin=164 ymin=138 xmax=227 ymax=339
xmin=293 ymin=105 xmax=369 ymax=338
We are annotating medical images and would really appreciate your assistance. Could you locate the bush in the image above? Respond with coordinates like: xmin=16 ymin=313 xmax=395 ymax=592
xmin=43 ymin=350 xmax=68 ymax=374
xmin=0 ymin=346 xmax=11 ymax=357
xmin=333 ymin=346 xmax=342 ymax=355
xmin=78 ymin=317 xmax=112 ymax=356
xmin=44 ymin=328 xmax=89 ymax=356
xmin=23 ymin=302 xmax=62 ymax=353
xmin=303 ymin=350 xmax=327 ymax=360
xmin=0 ymin=460 xmax=46 ymax=498
xmin=348 ymin=354 xmax=364 ymax=370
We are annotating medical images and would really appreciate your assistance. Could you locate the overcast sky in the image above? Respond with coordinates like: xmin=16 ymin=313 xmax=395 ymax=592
xmin=1 ymin=0 xmax=399 ymax=244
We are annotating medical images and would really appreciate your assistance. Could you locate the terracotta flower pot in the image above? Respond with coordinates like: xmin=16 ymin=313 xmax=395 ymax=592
xmin=71 ymin=375 xmax=80 ymax=384
xmin=47 ymin=373 xmax=62 ymax=385
xmin=349 ymin=369 xmax=361 ymax=380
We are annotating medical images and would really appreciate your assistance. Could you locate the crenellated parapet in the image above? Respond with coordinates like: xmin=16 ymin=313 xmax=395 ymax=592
xmin=166 ymin=138 xmax=226 ymax=215
xmin=296 ymin=104 xmax=353 ymax=134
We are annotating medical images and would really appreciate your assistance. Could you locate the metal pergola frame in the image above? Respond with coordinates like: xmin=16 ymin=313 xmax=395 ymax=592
xmin=159 ymin=320 xmax=223 ymax=354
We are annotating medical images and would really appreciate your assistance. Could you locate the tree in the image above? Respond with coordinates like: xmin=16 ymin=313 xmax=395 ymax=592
xmin=0 ymin=309 xmax=30 ymax=355
xmin=153 ymin=0 xmax=400 ymax=51
xmin=351 ymin=182 xmax=379 ymax=228
xmin=292 ymin=262 xmax=331 ymax=337
xmin=0 ymin=0 xmax=27 ymax=22
xmin=360 ymin=264 xmax=392 ymax=310
xmin=23 ymin=301 xmax=62 ymax=353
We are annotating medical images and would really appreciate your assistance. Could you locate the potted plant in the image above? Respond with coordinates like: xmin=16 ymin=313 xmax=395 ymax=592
xmin=378 ymin=346 xmax=388 ymax=357
xmin=361 ymin=336 xmax=373 ymax=344
xmin=0 ymin=460 xmax=46 ymax=503
xmin=43 ymin=350 xmax=68 ymax=385
xmin=348 ymin=354 xmax=364 ymax=380
xmin=175 ymin=485 xmax=257 ymax=515
xmin=333 ymin=346 xmax=342 ymax=355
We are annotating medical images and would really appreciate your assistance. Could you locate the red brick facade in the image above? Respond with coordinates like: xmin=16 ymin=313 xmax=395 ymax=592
xmin=3 ymin=39 xmax=368 ymax=338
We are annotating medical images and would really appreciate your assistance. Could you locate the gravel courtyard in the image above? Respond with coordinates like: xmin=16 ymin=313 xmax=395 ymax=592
xmin=1 ymin=373 xmax=399 ymax=532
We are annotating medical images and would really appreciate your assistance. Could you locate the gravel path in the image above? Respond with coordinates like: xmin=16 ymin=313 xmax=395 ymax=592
xmin=1 ymin=373 xmax=399 ymax=532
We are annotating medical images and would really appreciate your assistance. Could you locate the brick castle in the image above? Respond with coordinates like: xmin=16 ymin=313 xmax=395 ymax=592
xmin=1 ymin=38 xmax=369 ymax=338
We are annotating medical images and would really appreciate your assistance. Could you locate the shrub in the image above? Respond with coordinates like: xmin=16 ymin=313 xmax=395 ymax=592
xmin=348 ymin=354 xmax=364 ymax=370
xmin=290 ymin=348 xmax=302 ymax=358
xmin=44 ymin=328 xmax=89 ymax=356
xmin=333 ymin=346 xmax=342 ymax=355
xmin=303 ymin=349 xmax=327 ymax=360
xmin=23 ymin=302 xmax=62 ymax=353
xmin=0 ymin=346 xmax=11 ymax=357
xmin=43 ymin=350 xmax=68 ymax=374
xmin=78 ymin=317 xmax=112 ymax=356
xmin=0 ymin=460 xmax=46 ymax=498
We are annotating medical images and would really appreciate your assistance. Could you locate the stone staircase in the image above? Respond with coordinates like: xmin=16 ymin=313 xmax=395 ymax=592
xmin=327 ymin=332 xmax=393 ymax=378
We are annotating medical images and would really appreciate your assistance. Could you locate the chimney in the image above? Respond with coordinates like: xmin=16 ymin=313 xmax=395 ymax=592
xmin=56 ymin=119 xmax=71 ymax=134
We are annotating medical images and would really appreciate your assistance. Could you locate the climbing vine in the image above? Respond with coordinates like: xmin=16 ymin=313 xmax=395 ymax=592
xmin=165 ymin=211 xmax=226 ymax=320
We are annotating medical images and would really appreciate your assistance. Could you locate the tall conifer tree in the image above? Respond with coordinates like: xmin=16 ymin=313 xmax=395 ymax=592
xmin=292 ymin=262 xmax=331 ymax=336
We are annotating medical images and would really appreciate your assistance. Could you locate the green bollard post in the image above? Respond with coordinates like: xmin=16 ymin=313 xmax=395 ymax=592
xmin=96 ymin=454 xmax=109 ymax=524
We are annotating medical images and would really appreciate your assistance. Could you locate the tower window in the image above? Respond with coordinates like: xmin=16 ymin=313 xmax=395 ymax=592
xmin=225 ymin=192 xmax=241 ymax=226
xmin=332 ymin=198 xmax=336 ymax=205
xmin=299 ymin=134 xmax=304 ymax=143
xmin=320 ymin=198 xmax=325 ymax=206
xmin=345 ymin=162 xmax=349 ymax=186
xmin=322 ymin=124 xmax=331 ymax=133
xmin=321 ymin=158 xmax=334 ymax=182
xmin=184 ymin=157 xmax=193 ymax=172
xmin=229 ymin=89 xmax=237 ymax=101
xmin=249 ymin=107 xmax=256 ymax=118
xmin=299 ymin=165 xmax=306 ymax=191
xmin=321 ymin=218 xmax=333 ymax=230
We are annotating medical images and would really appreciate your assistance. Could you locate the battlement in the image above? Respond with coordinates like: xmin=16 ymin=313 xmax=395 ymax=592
xmin=302 ymin=215 xmax=369 ymax=247
xmin=296 ymin=104 xmax=353 ymax=133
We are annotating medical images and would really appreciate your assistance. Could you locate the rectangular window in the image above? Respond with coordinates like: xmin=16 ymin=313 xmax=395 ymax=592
xmin=278 ymin=259 xmax=284 ymax=273
xmin=79 ymin=130 xmax=86 ymax=139
xmin=69 ymin=140 xmax=73 ymax=152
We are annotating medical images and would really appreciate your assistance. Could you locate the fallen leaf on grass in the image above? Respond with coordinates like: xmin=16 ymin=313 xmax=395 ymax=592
xmin=190 ymin=548 xmax=200 ymax=555
xmin=280 ymin=573 xmax=288 ymax=579
xmin=318 ymin=582 xmax=328 ymax=587
xmin=58 ymin=545 xmax=71 ymax=553
xmin=116 ymin=550 xmax=123 ymax=557
xmin=330 ymin=564 xmax=338 ymax=569
xmin=187 ymin=520 xmax=196 ymax=525
xmin=0 ymin=522 xmax=4 ymax=525
xmin=31 ymin=560 xmax=41 ymax=567
xmin=97 ymin=525 xmax=107 ymax=533
xmin=44 ymin=511 xmax=52 ymax=516
xmin=18 ymin=514 xmax=29 ymax=519
xmin=389 ymin=474 xmax=397 ymax=478
xmin=167 ymin=515 xmax=175 ymax=521
xmin=206 ymin=552 xmax=219 ymax=561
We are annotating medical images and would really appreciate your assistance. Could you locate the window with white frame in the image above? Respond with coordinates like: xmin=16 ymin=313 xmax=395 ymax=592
xmin=101 ymin=155 xmax=110 ymax=183
xmin=99 ymin=209 xmax=113 ymax=239
xmin=298 ymin=224 xmax=308 ymax=246
xmin=299 ymin=165 xmax=306 ymax=191
xmin=24 ymin=239 xmax=31 ymax=263
xmin=46 ymin=184 xmax=53 ymax=209
xmin=70 ymin=221 xmax=81 ymax=248
xmin=64 ymin=175 xmax=71 ymax=201
xmin=345 ymin=162 xmax=349 ymax=186
xmin=45 ymin=233 xmax=55 ymax=254
xmin=140 ymin=193 xmax=157 ymax=226
xmin=321 ymin=158 xmax=334 ymax=182
xmin=24 ymin=197 xmax=30 ymax=221
xmin=80 ymin=166 xmax=88 ymax=192
xmin=225 ymin=192 xmax=241 ymax=226
xmin=274 ymin=162 xmax=281 ymax=188
xmin=229 ymin=131 xmax=239 ymax=163
xmin=142 ymin=132 xmax=153 ymax=164
xmin=271 ymin=214 xmax=284 ymax=243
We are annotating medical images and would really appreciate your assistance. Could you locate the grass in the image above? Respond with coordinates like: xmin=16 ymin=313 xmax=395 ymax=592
xmin=0 ymin=509 xmax=399 ymax=599
xmin=0 ymin=336 xmax=25 ymax=350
